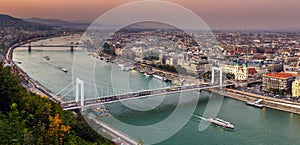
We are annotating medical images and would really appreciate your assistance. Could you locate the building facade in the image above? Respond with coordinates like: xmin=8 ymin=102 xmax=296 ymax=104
xmin=292 ymin=78 xmax=300 ymax=98
xmin=234 ymin=63 xmax=248 ymax=81
xmin=220 ymin=62 xmax=257 ymax=81
xmin=262 ymin=72 xmax=295 ymax=95
xmin=267 ymin=63 xmax=283 ymax=72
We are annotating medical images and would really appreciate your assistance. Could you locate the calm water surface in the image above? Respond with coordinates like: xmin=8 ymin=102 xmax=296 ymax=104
xmin=13 ymin=48 xmax=300 ymax=145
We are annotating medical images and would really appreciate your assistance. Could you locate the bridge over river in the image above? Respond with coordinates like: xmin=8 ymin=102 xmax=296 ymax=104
xmin=60 ymin=67 xmax=233 ymax=110
xmin=61 ymin=82 xmax=233 ymax=110
xmin=21 ymin=43 xmax=82 ymax=52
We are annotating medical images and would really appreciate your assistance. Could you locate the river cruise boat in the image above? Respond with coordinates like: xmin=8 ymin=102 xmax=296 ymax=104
xmin=207 ymin=118 xmax=235 ymax=130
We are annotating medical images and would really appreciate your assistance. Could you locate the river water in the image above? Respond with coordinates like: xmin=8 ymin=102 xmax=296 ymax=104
xmin=13 ymin=48 xmax=300 ymax=145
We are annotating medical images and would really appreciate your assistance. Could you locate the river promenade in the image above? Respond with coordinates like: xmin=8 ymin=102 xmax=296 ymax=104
xmin=211 ymin=88 xmax=300 ymax=115
xmin=5 ymin=36 xmax=66 ymax=103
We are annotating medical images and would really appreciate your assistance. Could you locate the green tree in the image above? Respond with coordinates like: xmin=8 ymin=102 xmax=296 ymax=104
xmin=0 ymin=64 xmax=29 ymax=112
xmin=0 ymin=103 xmax=30 ymax=144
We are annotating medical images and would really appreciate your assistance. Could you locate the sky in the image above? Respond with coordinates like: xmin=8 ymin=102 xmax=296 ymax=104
xmin=0 ymin=0 xmax=300 ymax=29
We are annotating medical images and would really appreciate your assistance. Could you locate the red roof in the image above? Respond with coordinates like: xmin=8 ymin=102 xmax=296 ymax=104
xmin=247 ymin=68 xmax=257 ymax=74
xmin=265 ymin=72 xmax=295 ymax=79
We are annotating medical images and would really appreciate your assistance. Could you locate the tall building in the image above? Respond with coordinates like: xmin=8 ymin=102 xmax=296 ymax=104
xmin=292 ymin=77 xmax=300 ymax=98
xmin=262 ymin=72 xmax=295 ymax=95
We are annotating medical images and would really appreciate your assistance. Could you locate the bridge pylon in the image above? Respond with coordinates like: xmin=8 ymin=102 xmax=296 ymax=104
xmin=28 ymin=43 xmax=31 ymax=53
xmin=75 ymin=78 xmax=85 ymax=108
xmin=211 ymin=67 xmax=223 ymax=89
xmin=70 ymin=42 xmax=74 ymax=52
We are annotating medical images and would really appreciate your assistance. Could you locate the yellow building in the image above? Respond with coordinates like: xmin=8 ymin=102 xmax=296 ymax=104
xmin=292 ymin=78 xmax=300 ymax=98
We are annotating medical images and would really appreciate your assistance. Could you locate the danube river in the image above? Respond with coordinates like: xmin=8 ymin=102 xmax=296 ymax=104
xmin=13 ymin=48 xmax=300 ymax=144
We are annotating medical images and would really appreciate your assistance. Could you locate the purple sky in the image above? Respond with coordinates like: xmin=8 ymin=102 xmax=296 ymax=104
xmin=0 ymin=0 xmax=299 ymax=29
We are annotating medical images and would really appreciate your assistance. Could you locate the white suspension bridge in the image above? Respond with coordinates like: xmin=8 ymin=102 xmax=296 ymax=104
xmin=55 ymin=67 xmax=233 ymax=110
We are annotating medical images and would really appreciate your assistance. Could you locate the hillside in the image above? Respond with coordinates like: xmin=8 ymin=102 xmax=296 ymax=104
xmin=23 ymin=17 xmax=90 ymax=28
xmin=0 ymin=14 xmax=23 ymax=21
xmin=0 ymin=14 xmax=65 ymax=51
xmin=0 ymin=64 xmax=112 ymax=144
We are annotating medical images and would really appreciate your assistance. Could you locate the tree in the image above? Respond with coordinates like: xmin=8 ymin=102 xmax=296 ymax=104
xmin=138 ymin=139 xmax=144 ymax=145
xmin=203 ymin=71 xmax=212 ymax=80
xmin=0 ymin=103 xmax=30 ymax=144
xmin=47 ymin=113 xmax=71 ymax=144
xmin=226 ymin=73 xmax=235 ymax=80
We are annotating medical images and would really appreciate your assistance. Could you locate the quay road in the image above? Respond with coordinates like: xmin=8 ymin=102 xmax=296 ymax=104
xmin=209 ymin=88 xmax=300 ymax=115
xmin=5 ymin=38 xmax=65 ymax=104
xmin=62 ymin=83 xmax=233 ymax=110
xmin=91 ymin=119 xmax=139 ymax=145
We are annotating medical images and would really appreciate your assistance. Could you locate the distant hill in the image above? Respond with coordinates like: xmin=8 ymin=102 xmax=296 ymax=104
xmin=23 ymin=17 xmax=70 ymax=25
xmin=0 ymin=14 xmax=23 ymax=21
xmin=23 ymin=17 xmax=90 ymax=28
xmin=128 ymin=21 xmax=177 ymax=29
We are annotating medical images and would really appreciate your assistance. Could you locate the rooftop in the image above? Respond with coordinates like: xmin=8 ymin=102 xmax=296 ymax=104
xmin=248 ymin=68 xmax=257 ymax=74
xmin=265 ymin=72 xmax=295 ymax=79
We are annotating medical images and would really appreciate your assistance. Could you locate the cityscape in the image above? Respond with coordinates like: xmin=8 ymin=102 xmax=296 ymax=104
xmin=1 ymin=0 xmax=300 ymax=144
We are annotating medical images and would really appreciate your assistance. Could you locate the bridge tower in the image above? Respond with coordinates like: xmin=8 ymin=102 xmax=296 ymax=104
xmin=211 ymin=67 xmax=223 ymax=88
xmin=75 ymin=78 xmax=84 ymax=108
xmin=28 ymin=42 xmax=31 ymax=53
xmin=70 ymin=42 xmax=74 ymax=52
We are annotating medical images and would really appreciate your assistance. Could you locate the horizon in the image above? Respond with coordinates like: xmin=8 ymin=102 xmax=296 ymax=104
xmin=0 ymin=0 xmax=300 ymax=30
xmin=2 ymin=13 xmax=300 ymax=32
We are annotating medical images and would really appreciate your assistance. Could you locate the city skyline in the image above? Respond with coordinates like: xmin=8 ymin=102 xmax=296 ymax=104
xmin=0 ymin=0 xmax=300 ymax=29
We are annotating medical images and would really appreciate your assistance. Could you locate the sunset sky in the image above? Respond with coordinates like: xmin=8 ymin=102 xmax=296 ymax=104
xmin=0 ymin=0 xmax=300 ymax=29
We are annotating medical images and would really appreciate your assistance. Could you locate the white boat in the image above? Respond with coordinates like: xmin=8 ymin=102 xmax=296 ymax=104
xmin=153 ymin=74 xmax=164 ymax=80
xmin=143 ymin=73 xmax=150 ymax=77
xmin=61 ymin=68 xmax=68 ymax=73
xmin=123 ymin=67 xmax=131 ymax=71
xmin=207 ymin=118 xmax=235 ymax=130
xmin=246 ymin=99 xmax=264 ymax=108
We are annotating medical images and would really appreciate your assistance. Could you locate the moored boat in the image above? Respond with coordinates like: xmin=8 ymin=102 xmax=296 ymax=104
xmin=143 ymin=73 xmax=151 ymax=77
xmin=246 ymin=99 xmax=264 ymax=108
xmin=153 ymin=74 xmax=164 ymax=80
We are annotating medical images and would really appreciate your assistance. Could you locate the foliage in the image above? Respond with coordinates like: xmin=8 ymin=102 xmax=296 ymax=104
xmin=157 ymin=64 xmax=178 ymax=73
xmin=203 ymin=71 xmax=212 ymax=80
xmin=0 ymin=63 xmax=112 ymax=144
xmin=226 ymin=73 xmax=235 ymax=80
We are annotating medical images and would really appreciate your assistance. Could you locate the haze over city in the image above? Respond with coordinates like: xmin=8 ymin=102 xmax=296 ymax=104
xmin=1 ymin=0 xmax=300 ymax=29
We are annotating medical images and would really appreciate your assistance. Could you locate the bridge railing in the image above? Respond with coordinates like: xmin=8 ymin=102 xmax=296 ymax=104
xmin=62 ymin=83 xmax=234 ymax=110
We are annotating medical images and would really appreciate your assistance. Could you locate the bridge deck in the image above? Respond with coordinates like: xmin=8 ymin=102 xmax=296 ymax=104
xmin=21 ymin=45 xmax=80 ymax=47
xmin=62 ymin=84 xmax=233 ymax=110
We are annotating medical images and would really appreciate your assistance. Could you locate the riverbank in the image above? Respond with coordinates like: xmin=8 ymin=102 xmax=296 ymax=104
xmin=5 ymin=36 xmax=66 ymax=103
xmin=211 ymin=88 xmax=300 ymax=115
xmin=93 ymin=53 xmax=198 ymax=86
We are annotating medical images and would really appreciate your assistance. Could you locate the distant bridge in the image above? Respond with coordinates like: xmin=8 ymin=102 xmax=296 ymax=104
xmin=21 ymin=43 xmax=82 ymax=52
